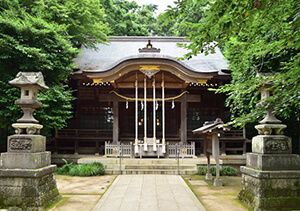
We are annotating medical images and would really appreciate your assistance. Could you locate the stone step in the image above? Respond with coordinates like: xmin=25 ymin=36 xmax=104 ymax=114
xmin=124 ymin=165 xmax=196 ymax=170
xmin=78 ymin=157 xmax=206 ymax=165
xmin=105 ymin=169 xmax=197 ymax=175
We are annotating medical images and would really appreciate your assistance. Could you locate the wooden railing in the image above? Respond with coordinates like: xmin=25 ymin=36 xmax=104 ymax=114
xmin=104 ymin=142 xmax=133 ymax=158
xmin=167 ymin=142 xmax=195 ymax=158
xmin=220 ymin=129 xmax=248 ymax=155
xmin=53 ymin=129 xmax=113 ymax=154
xmin=56 ymin=129 xmax=112 ymax=139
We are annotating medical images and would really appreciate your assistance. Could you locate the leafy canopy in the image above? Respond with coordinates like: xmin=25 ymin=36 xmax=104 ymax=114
xmin=164 ymin=0 xmax=300 ymax=126
xmin=101 ymin=0 xmax=158 ymax=36
xmin=0 ymin=0 xmax=108 ymax=137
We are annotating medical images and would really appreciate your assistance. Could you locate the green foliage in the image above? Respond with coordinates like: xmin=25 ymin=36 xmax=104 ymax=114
xmin=155 ymin=0 xmax=205 ymax=36
xmin=101 ymin=0 xmax=157 ymax=36
xmin=171 ymin=0 xmax=300 ymax=126
xmin=23 ymin=0 xmax=108 ymax=48
xmin=36 ymin=85 xmax=74 ymax=136
xmin=0 ymin=77 xmax=20 ymax=131
xmin=0 ymin=0 xmax=108 ymax=139
xmin=198 ymin=165 xmax=238 ymax=176
xmin=57 ymin=160 xmax=105 ymax=176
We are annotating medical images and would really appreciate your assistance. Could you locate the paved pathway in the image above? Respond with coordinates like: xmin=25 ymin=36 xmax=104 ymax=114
xmin=93 ymin=175 xmax=206 ymax=211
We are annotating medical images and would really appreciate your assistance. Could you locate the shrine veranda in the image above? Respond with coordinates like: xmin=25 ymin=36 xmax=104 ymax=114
xmin=50 ymin=36 xmax=249 ymax=158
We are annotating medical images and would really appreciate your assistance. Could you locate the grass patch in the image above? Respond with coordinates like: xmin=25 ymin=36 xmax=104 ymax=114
xmin=56 ymin=160 xmax=105 ymax=176
xmin=183 ymin=175 xmax=252 ymax=211
xmin=198 ymin=165 xmax=238 ymax=176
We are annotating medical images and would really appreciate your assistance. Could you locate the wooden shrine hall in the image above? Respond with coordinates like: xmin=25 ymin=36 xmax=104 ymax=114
xmin=52 ymin=36 xmax=248 ymax=157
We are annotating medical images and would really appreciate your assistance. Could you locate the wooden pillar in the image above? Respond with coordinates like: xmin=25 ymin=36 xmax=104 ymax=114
xmin=203 ymin=139 xmax=207 ymax=155
xmin=113 ymin=99 xmax=119 ymax=144
xmin=144 ymin=76 xmax=148 ymax=151
xmin=180 ymin=95 xmax=187 ymax=143
xmin=74 ymin=140 xmax=79 ymax=155
xmin=153 ymin=77 xmax=157 ymax=151
xmin=95 ymin=141 xmax=100 ymax=155
xmin=134 ymin=74 xmax=139 ymax=154
xmin=221 ymin=141 xmax=226 ymax=155
xmin=162 ymin=73 xmax=166 ymax=153
xmin=206 ymin=152 xmax=212 ymax=180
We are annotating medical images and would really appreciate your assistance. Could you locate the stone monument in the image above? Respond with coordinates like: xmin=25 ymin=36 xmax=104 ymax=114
xmin=239 ymin=82 xmax=300 ymax=210
xmin=0 ymin=72 xmax=60 ymax=210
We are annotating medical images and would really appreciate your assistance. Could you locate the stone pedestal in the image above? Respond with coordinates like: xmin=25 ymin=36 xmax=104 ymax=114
xmin=0 ymin=135 xmax=60 ymax=210
xmin=239 ymin=135 xmax=300 ymax=210
xmin=0 ymin=166 xmax=60 ymax=210
xmin=0 ymin=72 xmax=60 ymax=210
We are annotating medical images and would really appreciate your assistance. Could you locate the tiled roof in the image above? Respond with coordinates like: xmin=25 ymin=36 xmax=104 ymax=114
xmin=74 ymin=36 xmax=229 ymax=75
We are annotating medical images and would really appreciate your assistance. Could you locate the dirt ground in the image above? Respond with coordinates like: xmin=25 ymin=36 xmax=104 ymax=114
xmin=183 ymin=175 xmax=250 ymax=211
xmin=48 ymin=175 xmax=116 ymax=211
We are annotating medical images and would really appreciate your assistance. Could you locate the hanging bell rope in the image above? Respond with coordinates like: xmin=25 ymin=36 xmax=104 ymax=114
xmin=110 ymin=90 xmax=188 ymax=102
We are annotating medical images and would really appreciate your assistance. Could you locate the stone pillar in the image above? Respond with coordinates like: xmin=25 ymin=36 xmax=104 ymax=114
xmin=0 ymin=72 xmax=60 ymax=210
xmin=239 ymin=82 xmax=300 ymax=210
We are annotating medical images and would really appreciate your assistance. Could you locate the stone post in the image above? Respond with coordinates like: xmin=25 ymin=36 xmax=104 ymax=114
xmin=212 ymin=133 xmax=222 ymax=186
xmin=0 ymin=72 xmax=60 ymax=210
xmin=239 ymin=82 xmax=300 ymax=210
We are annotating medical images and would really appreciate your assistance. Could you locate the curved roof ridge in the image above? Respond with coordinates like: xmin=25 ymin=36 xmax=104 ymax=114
xmin=83 ymin=54 xmax=218 ymax=74
xmin=109 ymin=36 xmax=187 ymax=42
xmin=74 ymin=37 xmax=229 ymax=75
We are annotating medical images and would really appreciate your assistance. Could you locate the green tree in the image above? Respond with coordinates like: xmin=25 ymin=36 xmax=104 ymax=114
xmin=0 ymin=0 xmax=108 ymax=141
xmin=155 ymin=0 xmax=205 ymax=36
xmin=100 ymin=0 xmax=157 ymax=36
xmin=176 ymin=0 xmax=300 ymax=127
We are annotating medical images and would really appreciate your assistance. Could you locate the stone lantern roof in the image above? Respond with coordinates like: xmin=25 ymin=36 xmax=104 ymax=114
xmin=193 ymin=118 xmax=229 ymax=134
xmin=9 ymin=72 xmax=48 ymax=90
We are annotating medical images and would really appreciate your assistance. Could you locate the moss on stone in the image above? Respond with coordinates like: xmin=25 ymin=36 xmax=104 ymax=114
xmin=259 ymin=197 xmax=300 ymax=210
xmin=238 ymin=188 xmax=254 ymax=206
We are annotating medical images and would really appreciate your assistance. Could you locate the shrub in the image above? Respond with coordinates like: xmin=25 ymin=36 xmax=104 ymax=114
xmin=197 ymin=165 xmax=238 ymax=176
xmin=56 ymin=160 xmax=105 ymax=176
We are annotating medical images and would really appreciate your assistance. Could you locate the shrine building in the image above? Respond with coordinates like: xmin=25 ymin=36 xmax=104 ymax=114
xmin=52 ymin=36 xmax=247 ymax=158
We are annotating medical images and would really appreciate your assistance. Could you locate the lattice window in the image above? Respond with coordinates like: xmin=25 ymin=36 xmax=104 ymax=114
xmin=79 ymin=103 xmax=113 ymax=129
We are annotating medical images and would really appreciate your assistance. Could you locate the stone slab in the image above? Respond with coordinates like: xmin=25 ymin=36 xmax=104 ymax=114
xmin=0 ymin=165 xmax=57 ymax=178
xmin=241 ymin=166 xmax=300 ymax=179
xmin=246 ymin=153 xmax=300 ymax=171
xmin=7 ymin=134 xmax=46 ymax=153
xmin=1 ymin=151 xmax=51 ymax=169
xmin=93 ymin=175 xmax=205 ymax=211
xmin=252 ymin=135 xmax=292 ymax=154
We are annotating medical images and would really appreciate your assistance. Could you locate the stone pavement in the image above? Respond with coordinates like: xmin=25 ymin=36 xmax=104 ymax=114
xmin=93 ymin=175 xmax=206 ymax=211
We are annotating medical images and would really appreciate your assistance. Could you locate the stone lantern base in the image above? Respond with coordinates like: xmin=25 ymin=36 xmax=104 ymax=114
xmin=239 ymin=135 xmax=300 ymax=210
xmin=0 ymin=166 xmax=60 ymax=210
xmin=0 ymin=134 xmax=60 ymax=210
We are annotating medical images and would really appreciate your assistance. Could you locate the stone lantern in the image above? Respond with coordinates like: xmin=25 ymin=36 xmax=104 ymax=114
xmin=9 ymin=72 xmax=48 ymax=135
xmin=238 ymin=81 xmax=300 ymax=210
xmin=0 ymin=72 xmax=60 ymax=210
